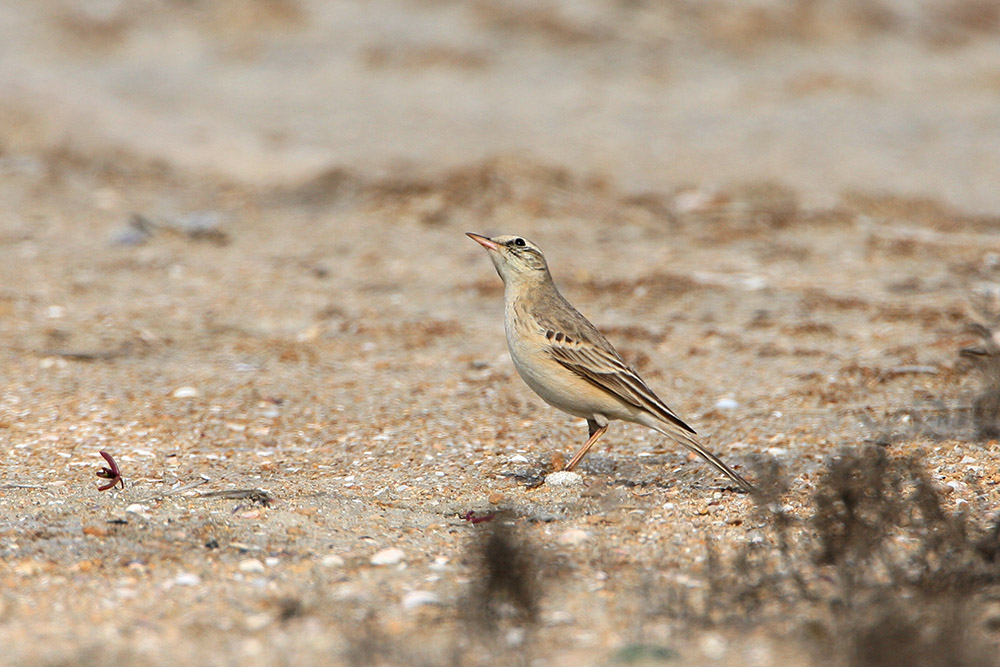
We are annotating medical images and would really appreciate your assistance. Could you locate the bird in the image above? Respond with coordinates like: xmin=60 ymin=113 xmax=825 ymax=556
xmin=467 ymin=232 xmax=753 ymax=492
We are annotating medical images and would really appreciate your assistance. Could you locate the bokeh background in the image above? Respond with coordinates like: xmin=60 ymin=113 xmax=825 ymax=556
xmin=3 ymin=0 xmax=1000 ymax=210
xmin=3 ymin=1 xmax=1000 ymax=665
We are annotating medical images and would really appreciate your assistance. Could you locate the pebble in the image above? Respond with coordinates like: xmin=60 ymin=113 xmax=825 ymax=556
xmin=505 ymin=628 xmax=526 ymax=647
xmin=176 ymin=211 xmax=229 ymax=244
xmin=110 ymin=214 xmax=156 ymax=246
xmin=715 ymin=397 xmax=739 ymax=410
xmin=370 ymin=547 xmax=406 ymax=566
xmin=673 ymin=187 xmax=716 ymax=213
xmin=173 ymin=572 xmax=201 ymax=587
xmin=546 ymin=471 xmax=583 ymax=487
xmin=125 ymin=503 xmax=151 ymax=519
xmin=82 ymin=525 xmax=109 ymax=538
xmin=239 ymin=558 xmax=266 ymax=573
xmin=15 ymin=560 xmax=45 ymax=576
xmin=508 ymin=454 xmax=529 ymax=463
xmin=321 ymin=554 xmax=346 ymax=568
xmin=947 ymin=481 xmax=967 ymax=494
xmin=244 ymin=612 xmax=273 ymax=632
xmin=543 ymin=610 xmax=574 ymax=625
xmin=401 ymin=590 xmax=440 ymax=609
xmin=700 ymin=632 xmax=727 ymax=660
xmin=172 ymin=386 xmax=200 ymax=399
xmin=557 ymin=529 xmax=589 ymax=546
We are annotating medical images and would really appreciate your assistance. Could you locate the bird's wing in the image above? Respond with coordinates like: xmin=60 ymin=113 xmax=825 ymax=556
xmin=544 ymin=333 xmax=696 ymax=436
xmin=529 ymin=288 xmax=753 ymax=492
xmin=527 ymin=282 xmax=696 ymax=435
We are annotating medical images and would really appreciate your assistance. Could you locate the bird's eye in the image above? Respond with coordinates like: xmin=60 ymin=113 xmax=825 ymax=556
xmin=514 ymin=238 xmax=526 ymax=247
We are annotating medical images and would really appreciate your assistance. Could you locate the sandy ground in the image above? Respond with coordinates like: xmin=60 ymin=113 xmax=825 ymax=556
xmin=2 ymin=1 xmax=1000 ymax=665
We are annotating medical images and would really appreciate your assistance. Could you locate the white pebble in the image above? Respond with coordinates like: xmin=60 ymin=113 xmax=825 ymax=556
xmin=543 ymin=610 xmax=574 ymax=625
xmin=557 ymin=529 xmax=589 ymax=546
xmin=173 ymin=572 xmax=201 ymax=587
xmin=505 ymin=628 xmax=526 ymax=647
xmin=172 ymin=386 xmax=200 ymax=398
xmin=715 ymin=397 xmax=739 ymax=410
xmin=125 ymin=503 xmax=151 ymax=519
xmin=700 ymin=632 xmax=727 ymax=660
xmin=244 ymin=613 xmax=273 ymax=631
xmin=508 ymin=454 xmax=529 ymax=464
xmin=402 ymin=590 xmax=440 ymax=609
xmin=545 ymin=471 xmax=583 ymax=487
xmin=370 ymin=547 xmax=406 ymax=566
xmin=239 ymin=558 xmax=266 ymax=573
xmin=321 ymin=554 xmax=345 ymax=568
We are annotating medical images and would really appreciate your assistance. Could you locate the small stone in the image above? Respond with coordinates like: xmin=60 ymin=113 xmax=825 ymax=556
xmin=509 ymin=454 xmax=529 ymax=463
xmin=505 ymin=627 xmax=526 ymax=647
xmin=239 ymin=558 xmax=266 ymax=573
xmin=241 ymin=638 xmax=265 ymax=657
xmin=264 ymin=557 xmax=280 ymax=567
xmin=543 ymin=610 xmax=574 ymax=625
xmin=549 ymin=451 xmax=565 ymax=470
xmin=402 ymin=590 xmax=440 ymax=609
xmin=14 ymin=560 xmax=45 ymax=576
xmin=172 ymin=386 xmax=199 ymax=399
xmin=370 ymin=547 xmax=406 ymax=566
xmin=715 ymin=397 xmax=739 ymax=410
xmin=244 ymin=612 xmax=273 ymax=631
xmin=557 ymin=529 xmax=589 ymax=546
xmin=700 ymin=632 xmax=727 ymax=660
xmin=73 ymin=559 xmax=99 ymax=573
xmin=173 ymin=572 xmax=201 ymax=587
xmin=110 ymin=214 xmax=156 ymax=246
xmin=176 ymin=211 xmax=230 ymax=244
xmin=545 ymin=471 xmax=583 ymax=487
xmin=487 ymin=491 xmax=505 ymax=504
xmin=125 ymin=503 xmax=151 ymax=519
xmin=321 ymin=554 xmax=346 ymax=568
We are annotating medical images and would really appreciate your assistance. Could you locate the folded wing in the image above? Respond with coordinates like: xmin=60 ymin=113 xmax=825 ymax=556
xmin=544 ymin=331 xmax=697 ymax=436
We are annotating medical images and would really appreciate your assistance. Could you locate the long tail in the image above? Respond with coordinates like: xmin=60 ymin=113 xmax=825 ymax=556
xmin=651 ymin=422 xmax=754 ymax=493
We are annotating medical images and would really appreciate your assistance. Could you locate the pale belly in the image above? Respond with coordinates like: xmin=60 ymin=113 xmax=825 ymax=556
xmin=505 ymin=322 xmax=624 ymax=422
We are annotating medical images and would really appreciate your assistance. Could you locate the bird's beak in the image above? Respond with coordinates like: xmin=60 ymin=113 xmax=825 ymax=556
xmin=466 ymin=232 xmax=501 ymax=251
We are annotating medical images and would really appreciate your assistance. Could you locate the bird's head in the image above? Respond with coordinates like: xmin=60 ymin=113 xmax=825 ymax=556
xmin=466 ymin=233 xmax=549 ymax=285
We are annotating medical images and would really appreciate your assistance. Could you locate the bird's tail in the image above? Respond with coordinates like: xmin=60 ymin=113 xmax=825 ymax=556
xmin=650 ymin=421 xmax=754 ymax=493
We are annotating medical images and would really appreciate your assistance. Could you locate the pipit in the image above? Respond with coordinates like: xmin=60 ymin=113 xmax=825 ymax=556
xmin=467 ymin=232 xmax=753 ymax=492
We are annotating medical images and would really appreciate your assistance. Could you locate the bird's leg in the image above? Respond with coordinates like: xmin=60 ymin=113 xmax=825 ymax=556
xmin=564 ymin=420 xmax=609 ymax=472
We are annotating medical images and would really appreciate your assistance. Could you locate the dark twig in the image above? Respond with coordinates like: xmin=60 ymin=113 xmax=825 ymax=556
xmin=462 ymin=510 xmax=496 ymax=524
